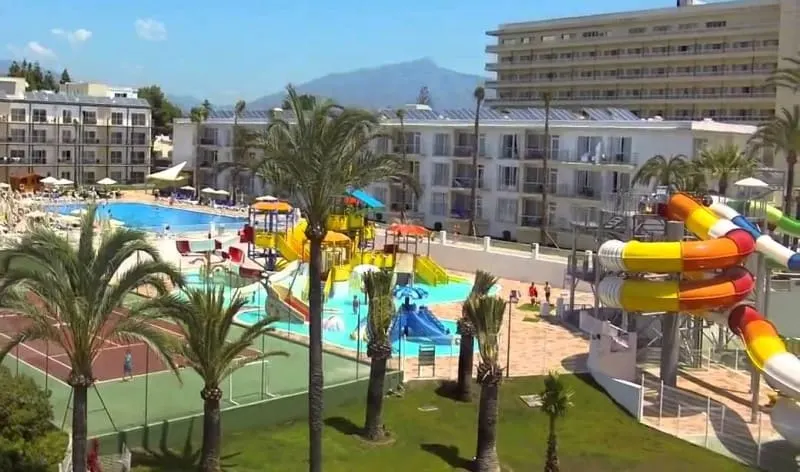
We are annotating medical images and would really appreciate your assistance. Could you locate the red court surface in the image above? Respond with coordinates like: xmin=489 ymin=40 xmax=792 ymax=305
xmin=0 ymin=311 xmax=184 ymax=382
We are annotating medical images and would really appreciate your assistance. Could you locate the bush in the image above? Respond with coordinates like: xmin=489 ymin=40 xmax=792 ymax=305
xmin=0 ymin=365 xmax=68 ymax=471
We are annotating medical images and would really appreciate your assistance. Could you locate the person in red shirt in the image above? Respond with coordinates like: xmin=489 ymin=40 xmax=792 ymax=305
xmin=528 ymin=282 xmax=538 ymax=306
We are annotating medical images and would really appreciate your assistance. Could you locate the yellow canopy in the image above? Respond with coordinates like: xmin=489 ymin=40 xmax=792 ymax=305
xmin=251 ymin=201 xmax=293 ymax=213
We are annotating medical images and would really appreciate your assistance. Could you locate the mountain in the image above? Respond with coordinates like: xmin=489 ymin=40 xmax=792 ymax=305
xmin=167 ymin=94 xmax=205 ymax=111
xmin=0 ymin=60 xmax=11 ymax=73
xmin=249 ymin=58 xmax=490 ymax=110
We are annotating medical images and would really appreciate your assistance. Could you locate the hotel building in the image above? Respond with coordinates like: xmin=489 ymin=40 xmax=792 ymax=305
xmin=485 ymin=0 xmax=800 ymax=123
xmin=172 ymin=105 xmax=758 ymax=247
xmin=0 ymin=77 xmax=152 ymax=185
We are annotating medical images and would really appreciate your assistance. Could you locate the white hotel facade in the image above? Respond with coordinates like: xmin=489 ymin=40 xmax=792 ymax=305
xmin=172 ymin=105 xmax=757 ymax=245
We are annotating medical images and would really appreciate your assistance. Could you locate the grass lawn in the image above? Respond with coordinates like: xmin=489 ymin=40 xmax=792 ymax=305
xmin=131 ymin=375 xmax=752 ymax=471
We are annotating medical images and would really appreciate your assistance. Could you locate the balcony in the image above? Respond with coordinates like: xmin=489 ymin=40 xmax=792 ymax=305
xmin=561 ymin=151 xmax=636 ymax=166
xmin=523 ymin=148 xmax=567 ymax=161
xmin=8 ymin=136 xmax=26 ymax=143
xmin=453 ymin=145 xmax=488 ymax=158
xmin=451 ymin=177 xmax=485 ymax=190
xmin=30 ymin=137 xmax=50 ymax=144
xmin=393 ymin=144 xmax=421 ymax=155
xmin=31 ymin=158 xmax=47 ymax=165
xmin=521 ymin=182 xmax=557 ymax=194
xmin=556 ymin=184 xmax=602 ymax=201
xmin=519 ymin=215 xmax=543 ymax=227
xmin=499 ymin=147 xmax=521 ymax=160
xmin=199 ymin=137 xmax=217 ymax=146
xmin=497 ymin=182 xmax=519 ymax=192
xmin=83 ymin=119 xmax=98 ymax=126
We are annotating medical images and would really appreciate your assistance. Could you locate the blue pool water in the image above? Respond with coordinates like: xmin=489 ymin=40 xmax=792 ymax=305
xmin=49 ymin=202 xmax=245 ymax=231
xmin=182 ymin=269 xmax=485 ymax=357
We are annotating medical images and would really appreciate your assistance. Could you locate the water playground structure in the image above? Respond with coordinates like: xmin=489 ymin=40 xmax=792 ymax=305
xmin=582 ymin=191 xmax=800 ymax=447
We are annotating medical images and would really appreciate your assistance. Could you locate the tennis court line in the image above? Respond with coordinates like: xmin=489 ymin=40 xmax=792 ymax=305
xmin=0 ymin=332 xmax=72 ymax=387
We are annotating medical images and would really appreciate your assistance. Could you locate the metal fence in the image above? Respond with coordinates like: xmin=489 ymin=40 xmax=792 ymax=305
xmin=639 ymin=375 xmax=797 ymax=471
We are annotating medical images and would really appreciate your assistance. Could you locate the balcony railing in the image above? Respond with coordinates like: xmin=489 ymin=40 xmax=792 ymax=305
xmin=496 ymin=92 xmax=773 ymax=102
xmin=557 ymin=184 xmax=603 ymax=200
xmin=521 ymin=182 xmax=557 ymax=194
xmin=393 ymin=144 xmax=421 ymax=154
xmin=523 ymin=148 xmax=569 ymax=161
xmin=432 ymin=147 xmax=450 ymax=157
xmin=519 ymin=215 xmax=543 ymax=227
xmin=497 ymin=182 xmax=519 ymax=192
xmin=199 ymin=138 xmax=217 ymax=145
xmin=500 ymin=147 xmax=521 ymax=160
xmin=451 ymin=177 xmax=485 ymax=189
xmin=8 ymin=136 xmax=26 ymax=143
xmin=562 ymin=151 xmax=636 ymax=165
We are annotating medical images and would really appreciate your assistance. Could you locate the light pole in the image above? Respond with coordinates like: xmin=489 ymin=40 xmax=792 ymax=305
xmin=506 ymin=289 xmax=520 ymax=378
xmin=353 ymin=297 xmax=362 ymax=379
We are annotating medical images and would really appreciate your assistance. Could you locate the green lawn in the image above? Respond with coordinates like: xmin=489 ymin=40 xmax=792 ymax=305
xmin=130 ymin=375 xmax=752 ymax=471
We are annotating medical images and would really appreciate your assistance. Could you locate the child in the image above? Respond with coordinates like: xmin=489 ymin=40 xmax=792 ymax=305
xmin=122 ymin=349 xmax=133 ymax=381
xmin=544 ymin=281 xmax=552 ymax=304
xmin=528 ymin=282 xmax=538 ymax=306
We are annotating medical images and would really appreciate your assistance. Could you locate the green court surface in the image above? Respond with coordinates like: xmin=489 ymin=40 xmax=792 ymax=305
xmin=3 ymin=327 xmax=365 ymax=436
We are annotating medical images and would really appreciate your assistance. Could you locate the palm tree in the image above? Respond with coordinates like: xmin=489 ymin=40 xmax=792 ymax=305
xmin=695 ymin=144 xmax=759 ymax=196
xmin=749 ymin=106 xmax=800 ymax=219
xmin=767 ymin=55 xmax=800 ymax=91
xmin=631 ymin=154 xmax=691 ymax=190
xmin=217 ymin=100 xmax=253 ymax=203
xmin=396 ymin=109 xmax=407 ymax=222
xmin=0 ymin=206 xmax=183 ymax=472
xmin=148 ymin=287 xmax=287 ymax=472
xmin=281 ymin=93 xmax=317 ymax=111
xmin=257 ymin=85 xmax=419 ymax=471
xmin=190 ymin=102 xmax=212 ymax=192
xmin=456 ymin=270 xmax=498 ymax=402
xmin=464 ymin=295 xmax=507 ymax=472
xmin=540 ymin=372 xmax=574 ymax=472
xmin=540 ymin=92 xmax=552 ymax=245
xmin=361 ymin=270 xmax=396 ymax=441
xmin=468 ymin=86 xmax=485 ymax=237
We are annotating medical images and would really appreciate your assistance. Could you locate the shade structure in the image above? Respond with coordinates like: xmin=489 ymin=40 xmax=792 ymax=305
xmin=180 ymin=185 xmax=196 ymax=191
xmin=40 ymin=176 xmax=58 ymax=185
xmin=734 ymin=177 xmax=769 ymax=188
xmin=251 ymin=201 xmax=293 ymax=213
xmin=323 ymin=231 xmax=350 ymax=244
xmin=255 ymin=195 xmax=278 ymax=202
xmin=213 ymin=189 xmax=230 ymax=196
xmin=200 ymin=187 xmax=217 ymax=194
xmin=55 ymin=178 xmax=73 ymax=186
xmin=387 ymin=223 xmax=428 ymax=237
xmin=147 ymin=161 xmax=187 ymax=183
xmin=96 ymin=177 xmax=117 ymax=185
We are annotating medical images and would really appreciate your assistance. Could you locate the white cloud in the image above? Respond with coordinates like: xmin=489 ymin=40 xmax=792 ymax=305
xmin=7 ymin=41 xmax=56 ymax=59
xmin=134 ymin=18 xmax=166 ymax=41
xmin=51 ymin=27 xmax=92 ymax=45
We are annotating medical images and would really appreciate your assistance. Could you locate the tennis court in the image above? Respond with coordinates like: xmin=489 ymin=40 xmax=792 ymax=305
xmin=0 ymin=309 xmax=364 ymax=436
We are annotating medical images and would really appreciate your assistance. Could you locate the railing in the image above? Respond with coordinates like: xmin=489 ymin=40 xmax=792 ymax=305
xmin=556 ymin=184 xmax=603 ymax=200
xmin=521 ymin=182 xmax=557 ymax=194
xmin=639 ymin=375 xmax=790 ymax=470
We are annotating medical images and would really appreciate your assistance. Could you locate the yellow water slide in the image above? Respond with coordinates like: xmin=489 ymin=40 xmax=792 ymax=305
xmin=276 ymin=219 xmax=309 ymax=262
xmin=415 ymin=255 xmax=449 ymax=286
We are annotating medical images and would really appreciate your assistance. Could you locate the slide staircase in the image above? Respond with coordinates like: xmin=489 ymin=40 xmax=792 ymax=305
xmin=415 ymin=255 xmax=448 ymax=286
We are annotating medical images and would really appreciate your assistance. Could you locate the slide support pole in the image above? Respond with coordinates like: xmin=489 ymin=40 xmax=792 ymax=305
xmin=660 ymin=221 xmax=684 ymax=387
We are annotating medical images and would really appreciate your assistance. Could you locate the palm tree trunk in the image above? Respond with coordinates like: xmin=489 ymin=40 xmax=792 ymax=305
xmin=456 ymin=325 xmax=474 ymax=401
xmin=540 ymin=93 xmax=552 ymax=245
xmin=363 ymin=352 xmax=389 ymax=440
xmin=544 ymin=415 xmax=559 ymax=472
xmin=200 ymin=389 xmax=222 ymax=472
xmin=399 ymin=118 xmax=407 ymax=223
xmin=468 ymin=111 xmax=481 ymax=237
xmin=784 ymin=151 xmax=797 ymax=246
xmin=71 ymin=384 xmax=89 ymax=472
xmin=307 ymin=231 xmax=325 ymax=472
xmin=474 ymin=372 xmax=501 ymax=472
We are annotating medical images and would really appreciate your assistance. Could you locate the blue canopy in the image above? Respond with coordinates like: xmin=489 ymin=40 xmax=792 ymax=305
xmin=346 ymin=188 xmax=385 ymax=209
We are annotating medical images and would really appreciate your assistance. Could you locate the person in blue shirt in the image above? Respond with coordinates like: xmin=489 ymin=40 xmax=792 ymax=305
xmin=122 ymin=349 xmax=133 ymax=381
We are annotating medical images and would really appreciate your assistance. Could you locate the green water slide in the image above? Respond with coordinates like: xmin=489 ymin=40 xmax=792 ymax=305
xmin=766 ymin=205 xmax=800 ymax=238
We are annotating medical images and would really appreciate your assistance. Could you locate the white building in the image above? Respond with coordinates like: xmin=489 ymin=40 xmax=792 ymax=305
xmin=171 ymin=105 xmax=758 ymax=245
xmin=0 ymin=77 xmax=152 ymax=184
xmin=61 ymin=82 xmax=139 ymax=99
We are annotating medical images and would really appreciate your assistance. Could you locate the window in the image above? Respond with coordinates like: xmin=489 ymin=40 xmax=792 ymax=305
xmin=130 ymin=171 xmax=146 ymax=184
xmin=433 ymin=133 xmax=450 ymax=156
xmin=110 ymin=132 xmax=124 ymax=145
xmin=110 ymin=171 xmax=123 ymax=182
xmin=9 ymin=149 xmax=24 ymax=160
xmin=497 ymin=166 xmax=518 ymax=191
xmin=82 ymin=111 xmax=97 ymax=125
xmin=653 ymin=25 xmax=671 ymax=32
xmin=372 ymin=187 xmax=388 ymax=206
xmin=110 ymin=151 xmax=123 ymax=164
xmin=628 ymin=27 xmax=646 ymax=34
xmin=609 ymin=137 xmax=633 ymax=163
xmin=430 ymin=192 xmax=447 ymax=216
xmin=10 ymin=109 xmax=26 ymax=122
xmin=500 ymin=135 xmax=519 ymax=159
xmin=9 ymin=129 xmax=25 ymax=143
xmin=32 ymin=109 xmax=47 ymax=123
xmin=60 ymin=150 xmax=72 ymax=162
xmin=31 ymin=150 xmax=46 ymax=164
xmin=60 ymin=171 xmax=71 ymax=180
xmin=432 ymin=163 xmax=449 ymax=186
xmin=395 ymin=132 xmax=421 ymax=154
xmin=131 ymin=132 xmax=147 ymax=146
xmin=679 ymin=23 xmax=697 ymax=30
xmin=82 ymin=150 xmax=96 ymax=163
xmin=62 ymin=110 xmax=72 ymax=123
xmin=577 ymin=136 xmax=604 ymax=161
xmin=31 ymin=129 xmax=47 ymax=144
xmin=130 ymin=151 xmax=146 ymax=165
xmin=83 ymin=172 xmax=96 ymax=184
xmin=83 ymin=131 xmax=98 ymax=143
xmin=705 ymin=20 xmax=727 ymax=28
xmin=496 ymin=198 xmax=518 ymax=224
xmin=131 ymin=113 xmax=147 ymax=126
xmin=62 ymin=130 xmax=74 ymax=143
xmin=111 ymin=112 xmax=124 ymax=125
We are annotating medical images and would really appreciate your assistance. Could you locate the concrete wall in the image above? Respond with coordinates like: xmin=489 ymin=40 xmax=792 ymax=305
xmin=589 ymin=370 xmax=643 ymax=419
xmin=766 ymin=288 xmax=800 ymax=338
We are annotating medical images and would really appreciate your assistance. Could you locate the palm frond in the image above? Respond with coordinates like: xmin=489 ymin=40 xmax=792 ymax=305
xmin=540 ymin=371 xmax=574 ymax=418
xmin=463 ymin=295 xmax=506 ymax=365
xmin=363 ymin=270 xmax=395 ymax=345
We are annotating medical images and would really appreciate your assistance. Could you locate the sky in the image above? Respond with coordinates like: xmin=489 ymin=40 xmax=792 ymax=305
xmin=0 ymin=0 xmax=728 ymax=103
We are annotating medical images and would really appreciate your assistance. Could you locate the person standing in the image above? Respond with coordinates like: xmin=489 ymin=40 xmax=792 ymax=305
xmin=528 ymin=282 xmax=538 ymax=306
xmin=544 ymin=281 xmax=552 ymax=304
xmin=122 ymin=349 xmax=134 ymax=381
xmin=352 ymin=295 xmax=360 ymax=315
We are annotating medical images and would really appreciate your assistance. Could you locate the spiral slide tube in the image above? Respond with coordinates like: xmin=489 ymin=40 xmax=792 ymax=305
xmin=708 ymin=202 xmax=800 ymax=271
xmin=726 ymin=200 xmax=800 ymax=239
xmin=597 ymin=192 xmax=800 ymax=444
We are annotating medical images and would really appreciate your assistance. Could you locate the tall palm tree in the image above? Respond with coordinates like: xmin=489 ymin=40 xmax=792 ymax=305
xmin=540 ymin=91 xmax=552 ymax=245
xmin=190 ymin=102 xmax=212 ymax=192
xmin=631 ymin=154 xmax=691 ymax=190
xmin=217 ymin=100 xmax=252 ymax=203
xmin=540 ymin=372 xmax=574 ymax=472
xmin=749 ymin=106 xmax=800 ymax=218
xmin=148 ymin=287 xmax=287 ymax=472
xmin=0 ymin=206 xmax=183 ymax=472
xmin=456 ymin=270 xmax=498 ymax=402
xmin=396 ymin=109 xmax=407 ymax=222
xmin=464 ymin=295 xmax=507 ymax=472
xmin=468 ymin=86 xmax=485 ymax=237
xmin=695 ymin=144 xmax=759 ymax=196
xmin=257 ymin=85 xmax=419 ymax=471
xmin=361 ymin=270 xmax=396 ymax=441
xmin=767 ymin=55 xmax=800 ymax=91
xmin=281 ymin=93 xmax=317 ymax=111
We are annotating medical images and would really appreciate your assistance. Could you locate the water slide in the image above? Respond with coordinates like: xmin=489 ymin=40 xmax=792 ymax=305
xmin=393 ymin=253 xmax=414 ymax=287
xmin=390 ymin=303 xmax=453 ymax=345
xmin=597 ymin=193 xmax=800 ymax=445
xmin=726 ymin=200 xmax=800 ymax=239
xmin=275 ymin=219 xmax=309 ymax=262
xmin=415 ymin=255 xmax=449 ymax=286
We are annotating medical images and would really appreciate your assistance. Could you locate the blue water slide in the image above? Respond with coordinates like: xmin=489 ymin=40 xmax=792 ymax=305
xmin=346 ymin=188 xmax=385 ymax=209
xmin=390 ymin=303 xmax=453 ymax=345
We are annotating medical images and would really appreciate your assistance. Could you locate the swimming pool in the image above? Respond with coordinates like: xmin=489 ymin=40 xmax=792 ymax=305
xmin=49 ymin=202 xmax=246 ymax=231
xmin=182 ymin=269 xmax=485 ymax=357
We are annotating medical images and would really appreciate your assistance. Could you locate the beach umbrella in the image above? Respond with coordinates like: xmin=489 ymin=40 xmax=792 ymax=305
xmin=213 ymin=189 xmax=230 ymax=196
xmin=96 ymin=177 xmax=117 ymax=185
xmin=255 ymin=195 xmax=278 ymax=202
xmin=40 ymin=176 xmax=58 ymax=185
xmin=55 ymin=178 xmax=73 ymax=186
xmin=201 ymin=187 xmax=216 ymax=194
xmin=180 ymin=185 xmax=196 ymax=191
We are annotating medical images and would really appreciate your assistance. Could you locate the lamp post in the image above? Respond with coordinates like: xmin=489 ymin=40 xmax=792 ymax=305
xmin=353 ymin=296 xmax=362 ymax=379
xmin=506 ymin=289 xmax=520 ymax=378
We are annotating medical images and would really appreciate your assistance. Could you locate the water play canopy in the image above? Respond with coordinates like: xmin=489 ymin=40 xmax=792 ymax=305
xmin=251 ymin=201 xmax=293 ymax=213
xmin=387 ymin=223 xmax=428 ymax=237
xmin=147 ymin=161 xmax=187 ymax=183
xmin=345 ymin=188 xmax=384 ymax=209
